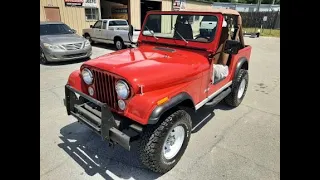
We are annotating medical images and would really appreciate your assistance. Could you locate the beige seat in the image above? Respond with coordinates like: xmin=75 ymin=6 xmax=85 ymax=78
xmin=213 ymin=15 xmax=245 ymax=65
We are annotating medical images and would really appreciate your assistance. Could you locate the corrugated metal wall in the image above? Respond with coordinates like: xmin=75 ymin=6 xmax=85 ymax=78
xmin=161 ymin=0 xmax=173 ymax=33
xmin=162 ymin=0 xmax=172 ymax=11
xmin=40 ymin=0 xmax=100 ymax=35
xmin=40 ymin=0 xmax=212 ymax=35
xmin=129 ymin=0 xmax=141 ymax=29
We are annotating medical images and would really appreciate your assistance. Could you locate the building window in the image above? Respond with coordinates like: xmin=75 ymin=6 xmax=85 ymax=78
xmin=85 ymin=8 xmax=99 ymax=21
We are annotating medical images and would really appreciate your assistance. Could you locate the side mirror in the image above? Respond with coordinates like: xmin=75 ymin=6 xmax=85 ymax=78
xmin=128 ymin=24 xmax=134 ymax=43
xmin=223 ymin=40 xmax=241 ymax=54
xmin=90 ymin=25 xmax=93 ymax=28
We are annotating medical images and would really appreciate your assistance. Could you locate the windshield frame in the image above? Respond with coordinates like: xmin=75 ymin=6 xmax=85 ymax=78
xmin=142 ymin=14 xmax=218 ymax=44
xmin=139 ymin=11 xmax=223 ymax=50
xmin=40 ymin=23 xmax=73 ymax=36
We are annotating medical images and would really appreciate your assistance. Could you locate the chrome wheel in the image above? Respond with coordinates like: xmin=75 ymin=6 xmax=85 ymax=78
xmin=237 ymin=78 xmax=246 ymax=99
xmin=162 ymin=125 xmax=185 ymax=160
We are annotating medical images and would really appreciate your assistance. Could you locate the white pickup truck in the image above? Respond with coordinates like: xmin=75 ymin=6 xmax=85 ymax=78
xmin=82 ymin=19 xmax=140 ymax=50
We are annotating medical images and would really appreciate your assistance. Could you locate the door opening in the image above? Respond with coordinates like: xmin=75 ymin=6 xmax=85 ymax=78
xmin=141 ymin=0 xmax=161 ymax=28
xmin=44 ymin=7 xmax=61 ymax=21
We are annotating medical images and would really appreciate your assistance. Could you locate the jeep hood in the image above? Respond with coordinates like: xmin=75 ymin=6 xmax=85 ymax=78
xmin=83 ymin=45 xmax=209 ymax=92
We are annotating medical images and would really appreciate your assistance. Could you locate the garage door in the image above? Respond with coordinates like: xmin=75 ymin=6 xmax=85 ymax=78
xmin=44 ymin=7 xmax=61 ymax=22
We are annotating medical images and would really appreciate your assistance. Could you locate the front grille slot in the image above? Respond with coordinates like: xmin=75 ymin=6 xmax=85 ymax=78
xmin=63 ymin=53 xmax=86 ymax=58
xmin=62 ymin=43 xmax=83 ymax=50
xmin=92 ymin=69 xmax=118 ymax=110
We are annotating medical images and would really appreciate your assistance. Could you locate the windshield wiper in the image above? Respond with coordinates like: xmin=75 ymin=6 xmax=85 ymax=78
xmin=145 ymin=26 xmax=158 ymax=40
xmin=173 ymin=27 xmax=188 ymax=44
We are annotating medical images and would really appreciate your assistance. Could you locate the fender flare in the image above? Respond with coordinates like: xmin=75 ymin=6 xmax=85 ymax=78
xmin=234 ymin=57 xmax=248 ymax=80
xmin=114 ymin=35 xmax=123 ymax=42
xmin=148 ymin=92 xmax=195 ymax=124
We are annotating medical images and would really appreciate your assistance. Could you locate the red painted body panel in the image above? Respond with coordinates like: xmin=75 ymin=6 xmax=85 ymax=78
xmin=67 ymin=70 xmax=88 ymax=94
xmin=207 ymin=46 xmax=252 ymax=96
xmin=66 ymin=11 xmax=252 ymax=125
xmin=82 ymin=45 xmax=209 ymax=93
xmin=229 ymin=46 xmax=252 ymax=80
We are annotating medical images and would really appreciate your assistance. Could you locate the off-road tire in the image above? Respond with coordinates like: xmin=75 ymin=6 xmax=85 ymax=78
xmin=139 ymin=109 xmax=192 ymax=173
xmin=225 ymin=69 xmax=248 ymax=107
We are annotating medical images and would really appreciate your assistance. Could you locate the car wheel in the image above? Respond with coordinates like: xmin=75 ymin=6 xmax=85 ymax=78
xmin=225 ymin=69 xmax=249 ymax=107
xmin=40 ymin=48 xmax=48 ymax=64
xmin=139 ymin=109 xmax=192 ymax=173
xmin=84 ymin=34 xmax=94 ymax=44
xmin=114 ymin=39 xmax=124 ymax=50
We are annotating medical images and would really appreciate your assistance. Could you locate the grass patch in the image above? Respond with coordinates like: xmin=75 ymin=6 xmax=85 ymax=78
xmin=243 ymin=28 xmax=280 ymax=37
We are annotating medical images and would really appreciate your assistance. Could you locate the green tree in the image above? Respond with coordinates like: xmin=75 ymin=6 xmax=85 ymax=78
xmin=246 ymin=0 xmax=258 ymax=4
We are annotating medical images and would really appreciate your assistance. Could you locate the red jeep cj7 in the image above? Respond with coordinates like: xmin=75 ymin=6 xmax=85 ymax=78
xmin=64 ymin=9 xmax=252 ymax=173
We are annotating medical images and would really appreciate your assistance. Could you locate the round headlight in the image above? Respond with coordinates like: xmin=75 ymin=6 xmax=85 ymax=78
xmin=115 ymin=80 xmax=130 ymax=99
xmin=81 ymin=68 xmax=93 ymax=85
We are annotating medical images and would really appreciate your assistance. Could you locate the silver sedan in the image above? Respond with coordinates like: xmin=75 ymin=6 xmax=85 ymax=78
xmin=40 ymin=21 xmax=92 ymax=64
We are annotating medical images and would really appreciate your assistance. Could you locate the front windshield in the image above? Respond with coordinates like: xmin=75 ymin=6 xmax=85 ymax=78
xmin=142 ymin=14 xmax=218 ymax=43
xmin=40 ymin=23 xmax=73 ymax=36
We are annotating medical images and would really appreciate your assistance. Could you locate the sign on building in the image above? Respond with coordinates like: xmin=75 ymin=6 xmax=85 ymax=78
xmin=83 ymin=0 xmax=98 ymax=8
xmin=64 ymin=0 xmax=83 ymax=6
xmin=263 ymin=16 xmax=268 ymax=21
xmin=173 ymin=0 xmax=187 ymax=11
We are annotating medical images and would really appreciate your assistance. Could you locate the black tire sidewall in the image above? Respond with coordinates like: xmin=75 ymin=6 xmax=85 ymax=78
xmin=139 ymin=109 xmax=192 ymax=173
xmin=85 ymin=34 xmax=93 ymax=44
xmin=159 ymin=119 xmax=191 ymax=167
xmin=115 ymin=40 xmax=123 ymax=50
xmin=225 ymin=69 xmax=249 ymax=107
xmin=232 ymin=69 xmax=249 ymax=104
xmin=40 ymin=48 xmax=48 ymax=64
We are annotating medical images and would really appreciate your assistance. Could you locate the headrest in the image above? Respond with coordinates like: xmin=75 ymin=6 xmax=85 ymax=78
xmin=222 ymin=20 xmax=227 ymax=27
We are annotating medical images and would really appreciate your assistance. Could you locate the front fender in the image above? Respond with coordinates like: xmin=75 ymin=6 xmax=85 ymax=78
xmin=67 ymin=70 xmax=88 ymax=94
xmin=148 ymin=92 xmax=195 ymax=124
xmin=124 ymin=81 xmax=197 ymax=125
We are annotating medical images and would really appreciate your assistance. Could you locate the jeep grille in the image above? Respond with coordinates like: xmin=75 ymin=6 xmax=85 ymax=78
xmin=91 ymin=69 xmax=118 ymax=110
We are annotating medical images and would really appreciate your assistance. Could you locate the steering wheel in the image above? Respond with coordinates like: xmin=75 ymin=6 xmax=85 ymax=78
xmin=195 ymin=36 xmax=210 ymax=41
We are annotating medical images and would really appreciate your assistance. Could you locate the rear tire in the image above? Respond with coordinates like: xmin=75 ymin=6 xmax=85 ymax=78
xmin=114 ymin=38 xmax=124 ymax=50
xmin=225 ymin=69 xmax=248 ymax=107
xmin=139 ymin=109 xmax=192 ymax=173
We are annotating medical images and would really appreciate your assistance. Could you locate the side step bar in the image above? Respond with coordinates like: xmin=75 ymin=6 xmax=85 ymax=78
xmin=205 ymin=87 xmax=231 ymax=106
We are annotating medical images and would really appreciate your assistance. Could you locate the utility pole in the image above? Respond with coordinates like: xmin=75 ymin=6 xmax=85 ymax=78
xmin=256 ymin=0 xmax=262 ymax=12
xmin=254 ymin=0 xmax=262 ymax=36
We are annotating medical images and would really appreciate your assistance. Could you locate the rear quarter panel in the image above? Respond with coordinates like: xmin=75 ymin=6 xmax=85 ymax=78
xmin=229 ymin=45 xmax=252 ymax=79
xmin=82 ymin=28 xmax=92 ymax=36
